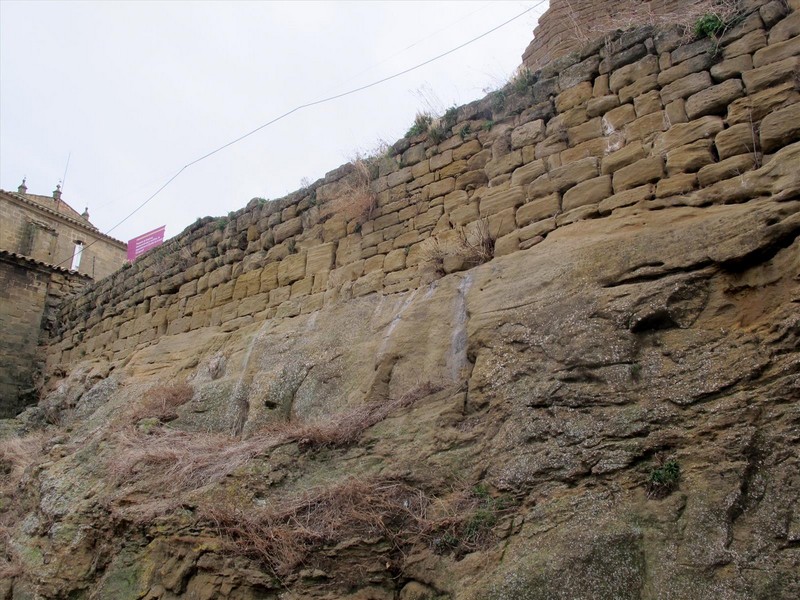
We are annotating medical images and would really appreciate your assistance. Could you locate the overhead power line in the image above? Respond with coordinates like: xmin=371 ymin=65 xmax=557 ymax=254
xmin=56 ymin=0 xmax=547 ymax=270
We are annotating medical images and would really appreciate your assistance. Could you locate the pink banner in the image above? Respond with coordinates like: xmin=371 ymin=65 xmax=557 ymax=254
xmin=127 ymin=225 xmax=166 ymax=261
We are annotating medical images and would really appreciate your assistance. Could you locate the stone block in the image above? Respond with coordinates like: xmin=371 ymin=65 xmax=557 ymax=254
xmin=634 ymin=90 xmax=662 ymax=116
xmin=479 ymin=187 xmax=525 ymax=217
xmin=269 ymin=285 xmax=291 ymax=307
xmin=415 ymin=206 xmax=444 ymax=231
xmin=485 ymin=151 xmax=523 ymax=180
xmin=587 ymin=95 xmax=620 ymax=118
xmin=658 ymin=51 xmax=714 ymax=87
xmin=612 ymin=156 xmax=664 ymax=192
xmin=742 ymin=56 xmax=800 ymax=92
xmin=548 ymin=157 xmax=599 ymax=193
xmin=760 ymin=102 xmax=800 ymax=152
xmin=493 ymin=231 xmax=520 ymax=257
xmin=609 ymin=55 xmax=658 ymax=93
xmin=656 ymin=173 xmax=697 ymax=198
xmin=352 ymin=271 xmax=384 ymax=297
xmin=555 ymin=204 xmax=598 ymax=227
xmin=561 ymin=136 xmax=621 ymax=165
xmin=516 ymin=194 xmax=560 ymax=227
xmin=711 ymin=55 xmax=753 ymax=82
xmin=535 ymin=135 xmax=568 ymax=159
xmin=453 ymin=139 xmax=482 ymax=161
xmin=467 ymin=149 xmax=492 ymax=170
xmin=671 ymin=37 xmax=714 ymax=64
xmin=555 ymin=82 xmax=593 ymax=112
xmin=665 ymin=140 xmax=716 ymax=175
xmin=450 ymin=203 xmax=480 ymax=226
xmin=660 ymin=71 xmax=712 ymax=105
xmin=568 ymin=117 xmax=603 ymax=146
xmin=665 ymin=99 xmax=688 ymax=126
xmin=428 ymin=177 xmax=456 ymax=199
xmin=624 ymin=111 xmax=666 ymax=142
xmin=723 ymin=29 xmax=767 ymax=59
xmin=387 ymin=167 xmax=413 ymax=188
xmin=305 ymin=242 xmax=335 ymax=275
xmin=384 ymin=249 xmax=406 ymax=273
xmin=619 ymin=74 xmax=659 ymax=104
xmin=598 ymin=184 xmax=653 ymax=215
xmin=511 ymin=120 xmax=546 ymax=149
xmin=559 ymin=56 xmax=601 ymax=90
xmin=364 ymin=254 xmax=385 ymax=274
xmin=716 ymin=123 xmax=758 ymax=160
xmin=444 ymin=190 xmax=469 ymax=213
xmin=769 ymin=10 xmax=800 ymax=44
xmin=455 ymin=170 xmax=488 ymax=190
xmin=697 ymin=154 xmax=757 ymax=187
xmin=438 ymin=160 xmax=469 ymax=179
xmin=487 ymin=208 xmax=516 ymax=239
xmin=260 ymin=262 xmax=278 ymax=293
xmin=274 ymin=217 xmax=302 ymax=244
xmin=510 ymin=161 xmax=546 ymax=189
xmin=601 ymin=141 xmax=647 ymax=175
xmin=727 ymin=81 xmax=800 ymax=124
xmin=277 ymin=252 xmax=307 ymax=287
xmin=653 ymin=116 xmax=725 ymax=154
xmin=685 ymin=79 xmax=745 ymax=119
xmin=602 ymin=104 xmax=636 ymax=133
xmin=753 ymin=36 xmax=800 ymax=68
xmin=562 ymin=175 xmax=612 ymax=211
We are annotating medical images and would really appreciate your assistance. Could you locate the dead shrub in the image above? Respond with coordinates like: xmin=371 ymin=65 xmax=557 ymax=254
xmin=203 ymin=476 xmax=432 ymax=578
xmin=576 ymin=0 xmax=744 ymax=42
xmin=106 ymin=382 xmax=443 ymax=521
xmin=0 ymin=432 xmax=49 ymax=494
xmin=326 ymin=159 xmax=377 ymax=225
xmin=129 ymin=383 xmax=193 ymax=422
xmin=279 ymin=381 xmax=443 ymax=450
xmin=421 ymin=219 xmax=495 ymax=275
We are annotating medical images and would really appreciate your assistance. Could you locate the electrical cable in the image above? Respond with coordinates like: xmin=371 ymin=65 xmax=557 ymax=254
xmin=56 ymin=0 xmax=547 ymax=269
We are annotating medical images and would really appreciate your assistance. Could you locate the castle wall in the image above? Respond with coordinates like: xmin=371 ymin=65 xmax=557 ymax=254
xmin=46 ymin=0 xmax=800 ymax=379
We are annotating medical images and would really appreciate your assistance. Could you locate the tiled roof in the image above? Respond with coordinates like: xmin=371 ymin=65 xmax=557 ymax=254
xmin=0 ymin=248 xmax=92 ymax=277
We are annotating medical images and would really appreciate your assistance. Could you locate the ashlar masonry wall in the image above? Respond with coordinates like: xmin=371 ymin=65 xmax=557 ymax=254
xmin=47 ymin=0 xmax=800 ymax=377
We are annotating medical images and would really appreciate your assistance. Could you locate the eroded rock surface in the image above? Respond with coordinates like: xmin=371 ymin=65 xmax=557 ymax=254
xmin=2 ymin=190 xmax=798 ymax=599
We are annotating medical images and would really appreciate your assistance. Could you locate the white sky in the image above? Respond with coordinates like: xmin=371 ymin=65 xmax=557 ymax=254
xmin=0 ymin=1 xmax=548 ymax=244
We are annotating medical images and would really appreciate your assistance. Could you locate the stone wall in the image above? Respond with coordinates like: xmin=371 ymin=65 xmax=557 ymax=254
xmin=46 ymin=0 xmax=800 ymax=378
xmin=0 ymin=190 xmax=128 ymax=280
xmin=522 ymin=0 xmax=733 ymax=71
xmin=0 ymin=251 xmax=91 ymax=416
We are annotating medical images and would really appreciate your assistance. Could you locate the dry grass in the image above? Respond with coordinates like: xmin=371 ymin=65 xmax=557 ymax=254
xmin=129 ymin=383 xmax=194 ymax=423
xmin=0 ymin=432 xmax=49 ymax=494
xmin=422 ymin=219 xmax=495 ymax=275
xmin=326 ymin=159 xmax=377 ymax=224
xmin=204 ymin=477 xmax=432 ymax=578
xmin=204 ymin=477 xmax=516 ymax=580
xmin=570 ymin=0 xmax=744 ymax=43
xmin=106 ymin=382 xmax=443 ymax=521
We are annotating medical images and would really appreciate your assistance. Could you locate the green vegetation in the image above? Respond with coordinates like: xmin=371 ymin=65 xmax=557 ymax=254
xmin=459 ymin=124 xmax=472 ymax=140
xmin=512 ymin=67 xmax=538 ymax=94
xmin=647 ymin=458 xmax=680 ymax=498
xmin=694 ymin=13 xmax=725 ymax=38
xmin=406 ymin=112 xmax=433 ymax=137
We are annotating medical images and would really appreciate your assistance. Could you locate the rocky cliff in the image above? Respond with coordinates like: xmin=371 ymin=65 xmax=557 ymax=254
xmin=2 ymin=1 xmax=800 ymax=598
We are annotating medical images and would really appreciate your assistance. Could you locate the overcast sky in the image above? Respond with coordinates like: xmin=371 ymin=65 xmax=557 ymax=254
xmin=1 ymin=1 xmax=547 ymax=244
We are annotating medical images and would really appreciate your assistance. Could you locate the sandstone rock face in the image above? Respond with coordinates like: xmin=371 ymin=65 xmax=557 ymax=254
xmin=3 ymin=1 xmax=800 ymax=598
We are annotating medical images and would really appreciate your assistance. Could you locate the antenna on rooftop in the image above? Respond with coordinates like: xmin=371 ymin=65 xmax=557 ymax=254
xmin=61 ymin=151 xmax=71 ymax=193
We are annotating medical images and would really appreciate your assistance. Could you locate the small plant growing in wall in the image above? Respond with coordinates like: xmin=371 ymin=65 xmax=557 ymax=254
xmin=406 ymin=112 xmax=433 ymax=137
xmin=327 ymin=159 xmax=378 ymax=225
xmin=646 ymin=455 xmax=680 ymax=499
xmin=694 ymin=13 xmax=725 ymax=39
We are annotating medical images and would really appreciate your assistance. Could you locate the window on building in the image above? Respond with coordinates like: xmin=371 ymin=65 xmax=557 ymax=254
xmin=71 ymin=241 xmax=84 ymax=271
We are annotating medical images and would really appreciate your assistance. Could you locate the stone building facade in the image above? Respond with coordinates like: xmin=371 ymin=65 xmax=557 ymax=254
xmin=0 ymin=181 xmax=127 ymax=280
xmin=0 ymin=182 xmax=126 ymax=415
